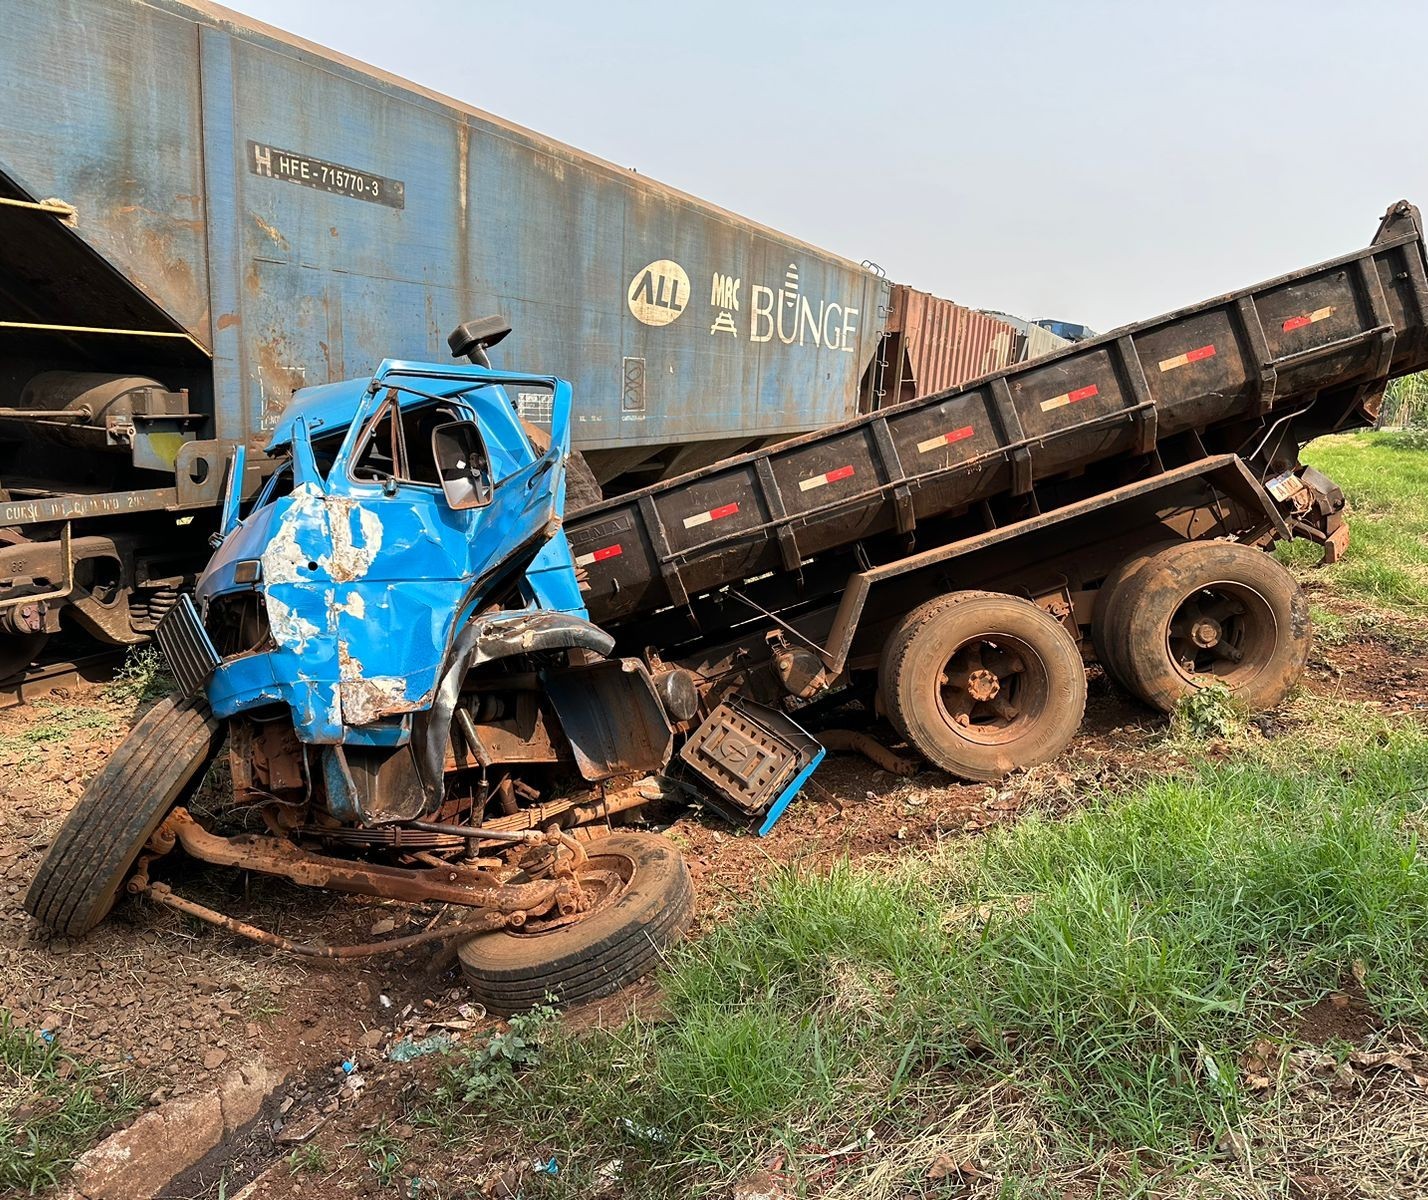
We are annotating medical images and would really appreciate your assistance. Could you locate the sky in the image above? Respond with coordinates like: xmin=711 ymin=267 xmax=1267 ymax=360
xmin=231 ymin=0 xmax=1428 ymax=332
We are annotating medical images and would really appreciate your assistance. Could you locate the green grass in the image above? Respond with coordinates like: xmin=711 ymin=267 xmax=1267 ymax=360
xmin=351 ymin=1122 xmax=406 ymax=1189
xmin=0 ymin=700 xmax=119 ymax=765
xmin=425 ymin=712 xmax=1428 ymax=1197
xmin=286 ymin=1143 xmax=331 ymax=1175
xmin=1276 ymin=430 xmax=1428 ymax=612
xmin=1380 ymin=370 xmax=1428 ymax=429
xmin=0 ymin=1012 xmax=144 ymax=1195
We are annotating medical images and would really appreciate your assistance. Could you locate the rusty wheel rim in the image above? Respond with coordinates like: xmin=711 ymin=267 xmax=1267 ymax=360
xmin=505 ymin=851 xmax=631 ymax=938
xmin=933 ymin=634 xmax=1050 ymax=746
xmin=1165 ymin=581 xmax=1276 ymax=688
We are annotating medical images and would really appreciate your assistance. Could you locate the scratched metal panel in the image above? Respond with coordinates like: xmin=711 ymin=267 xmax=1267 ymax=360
xmin=0 ymin=0 xmax=211 ymax=342
xmin=2 ymin=0 xmax=888 ymax=457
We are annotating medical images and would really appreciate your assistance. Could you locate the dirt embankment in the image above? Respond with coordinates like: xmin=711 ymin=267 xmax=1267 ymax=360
xmin=0 ymin=616 xmax=1423 ymax=1196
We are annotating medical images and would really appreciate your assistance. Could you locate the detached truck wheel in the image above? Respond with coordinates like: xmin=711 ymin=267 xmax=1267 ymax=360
xmin=1113 ymin=540 xmax=1310 ymax=713
xmin=879 ymin=591 xmax=1087 ymax=782
xmin=25 ymin=695 xmax=223 ymax=936
xmin=458 ymin=831 xmax=693 ymax=1015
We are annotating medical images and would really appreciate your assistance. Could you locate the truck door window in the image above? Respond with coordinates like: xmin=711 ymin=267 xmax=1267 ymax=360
xmin=351 ymin=398 xmax=466 ymax=487
xmin=351 ymin=402 xmax=401 ymax=482
xmin=400 ymin=403 xmax=464 ymax=485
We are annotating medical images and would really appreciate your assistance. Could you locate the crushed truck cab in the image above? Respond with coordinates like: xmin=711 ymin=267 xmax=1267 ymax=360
xmin=197 ymin=360 xmax=584 ymax=745
xmin=185 ymin=357 xmax=679 ymax=831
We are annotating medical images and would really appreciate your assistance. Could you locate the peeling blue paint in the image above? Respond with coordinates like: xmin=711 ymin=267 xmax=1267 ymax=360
xmin=198 ymin=360 xmax=583 ymax=745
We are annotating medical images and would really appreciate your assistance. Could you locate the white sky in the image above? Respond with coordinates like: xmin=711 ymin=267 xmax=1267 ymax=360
xmin=231 ymin=0 xmax=1428 ymax=331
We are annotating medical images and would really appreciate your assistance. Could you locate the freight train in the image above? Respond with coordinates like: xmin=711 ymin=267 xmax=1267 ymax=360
xmin=0 ymin=0 xmax=1040 ymax=680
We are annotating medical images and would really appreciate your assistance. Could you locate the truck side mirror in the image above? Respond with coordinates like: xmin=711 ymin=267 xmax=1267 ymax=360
xmin=447 ymin=316 xmax=512 ymax=368
xmin=432 ymin=421 xmax=494 ymax=510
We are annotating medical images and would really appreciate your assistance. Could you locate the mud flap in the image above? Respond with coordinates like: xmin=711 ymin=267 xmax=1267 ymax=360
xmin=543 ymin=658 xmax=673 ymax=782
xmin=323 ymin=743 xmax=427 ymax=824
xmin=678 ymin=698 xmax=825 ymax=835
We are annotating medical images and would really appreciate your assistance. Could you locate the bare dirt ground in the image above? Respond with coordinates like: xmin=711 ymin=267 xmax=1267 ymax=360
xmin=0 ymin=596 xmax=1424 ymax=1197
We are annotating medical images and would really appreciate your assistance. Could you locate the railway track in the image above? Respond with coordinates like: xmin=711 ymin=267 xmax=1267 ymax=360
xmin=0 ymin=649 xmax=124 ymax=709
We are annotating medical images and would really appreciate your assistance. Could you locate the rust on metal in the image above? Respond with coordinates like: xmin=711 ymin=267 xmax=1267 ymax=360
xmin=877 ymin=286 xmax=1020 ymax=404
xmin=142 ymin=881 xmax=507 ymax=957
xmin=816 ymin=730 xmax=919 ymax=777
xmin=160 ymin=806 xmax=572 ymax=911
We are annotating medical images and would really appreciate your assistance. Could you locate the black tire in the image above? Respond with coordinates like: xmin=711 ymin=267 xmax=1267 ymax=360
xmin=457 ymin=831 xmax=693 ymax=1015
xmin=0 ymin=631 xmax=48 ymax=682
xmin=1091 ymin=539 xmax=1184 ymax=689
xmin=25 ymin=695 xmax=223 ymax=936
xmin=879 ymin=590 xmax=1087 ymax=781
xmin=1114 ymin=540 xmax=1310 ymax=713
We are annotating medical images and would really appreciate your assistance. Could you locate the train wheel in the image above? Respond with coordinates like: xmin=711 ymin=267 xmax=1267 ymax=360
xmin=1091 ymin=539 xmax=1184 ymax=690
xmin=880 ymin=591 xmax=1086 ymax=782
xmin=0 ymin=631 xmax=48 ymax=682
xmin=25 ymin=695 xmax=223 ymax=936
xmin=1114 ymin=541 xmax=1310 ymax=713
xmin=457 ymin=831 xmax=693 ymax=1015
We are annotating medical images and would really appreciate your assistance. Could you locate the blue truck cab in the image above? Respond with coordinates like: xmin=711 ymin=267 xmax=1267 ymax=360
xmin=200 ymin=359 xmax=585 ymax=743
xmin=177 ymin=332 xmax=668 ymax=829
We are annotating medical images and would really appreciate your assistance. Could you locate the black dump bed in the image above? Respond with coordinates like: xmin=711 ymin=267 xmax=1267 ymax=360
xmin=567 ymin=202 xmax=1428 ymax=626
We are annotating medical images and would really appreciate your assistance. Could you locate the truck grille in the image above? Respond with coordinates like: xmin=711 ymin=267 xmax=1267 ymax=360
xmin=155 ymin=594 xmax=221 ymax=697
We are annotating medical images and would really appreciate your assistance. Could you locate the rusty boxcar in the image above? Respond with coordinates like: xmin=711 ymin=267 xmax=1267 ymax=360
xmin=861 ymin=286 xmax=1023 ymax=409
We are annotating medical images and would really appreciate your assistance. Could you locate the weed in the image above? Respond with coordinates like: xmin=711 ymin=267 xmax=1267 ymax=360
xmin=1170 ymin=683 xmax=1248 ymax=740
xmin=439 ymin=1004 xmax=556 ymax=1102
xmin=0 ymin=1011 xmax=144 ymax=1194
xmin=1277 ymin=431 xmax=1428 ymax=612
xmin=1380 ymin=371 xmax=1428 ymax=429
xmin=444 ymin=717 xmax=1428 ymax=1197
xmin=106 ymin=645 xmax=174 ymax=704
xmin=353 ymin=1123 xmax=404 ymax=1188
xmin=242 ymin=984 xmax=283 ymax=1023
xmin=286 ymin=1143 xmax=330 ymax=1175
xmin=0 ymin=700 xmax=118 ymax=763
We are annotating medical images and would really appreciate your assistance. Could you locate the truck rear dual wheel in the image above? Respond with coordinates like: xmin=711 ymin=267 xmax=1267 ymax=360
xmin=457 ymin=831 xmax=693 ymax=1015
xmin=879 ymin=591 xmax=1087 ymax=782
xmin=25 ymin=694 xmax=224 ymax=936
xmin=1108 ymin=541 xmax=1311 ymax=713
xmin=1091 ymin=539 xmax=1184 ymax=688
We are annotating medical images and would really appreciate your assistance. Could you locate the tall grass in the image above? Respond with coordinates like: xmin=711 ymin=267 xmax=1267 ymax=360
xmin=1380 ymin=371 xmax=1428 ymax=429
xmin=0 ymin=1014 xmax=143 ymax=1194
xmin=1277 ymin=430 xmax=1428 ymax=611
xmin=434 ymin=714 xmax=1428 ymax=1196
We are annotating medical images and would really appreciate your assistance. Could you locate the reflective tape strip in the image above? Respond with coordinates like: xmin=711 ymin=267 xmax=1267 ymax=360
xmin=798 ymin=464 xmax=855 ymax=491
xmin=683 ymin=502 xmax=740 ymax=529
xmin=1158 ymin=344 xmax=1217 ymax=372
xmin=1039 ymin=383 xmax=1099 ymax=412
xmin=1282 ymin=306 xmax=1334 ymax=332
xmin=915 ymin=425 xmax=975 ymax=454
xmin=574 ymin=544 xmax=623 ymax=568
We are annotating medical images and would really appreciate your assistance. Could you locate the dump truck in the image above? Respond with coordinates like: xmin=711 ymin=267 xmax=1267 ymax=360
xmin=27 ymin=202 xmax=1427 ymax=1011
